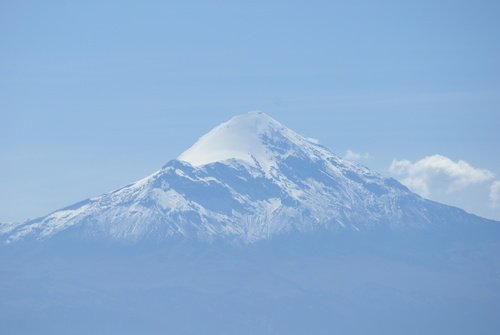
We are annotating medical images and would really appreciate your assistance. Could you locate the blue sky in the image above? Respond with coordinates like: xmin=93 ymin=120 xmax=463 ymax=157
xmin=1 ymin=0 xmax=499 ymax=221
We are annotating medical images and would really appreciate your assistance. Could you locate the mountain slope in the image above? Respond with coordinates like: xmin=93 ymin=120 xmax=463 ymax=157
xmin=1 ymin=112 xmax=494 ymax=243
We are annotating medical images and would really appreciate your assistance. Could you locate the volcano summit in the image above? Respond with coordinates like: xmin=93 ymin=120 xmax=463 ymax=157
xmin=1 ymin=112 xmax=494 ymax=244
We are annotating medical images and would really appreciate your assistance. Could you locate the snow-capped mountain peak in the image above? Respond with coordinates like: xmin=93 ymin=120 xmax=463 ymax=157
xmin=178 ymin=111 xmax=320 ymax=174
xmin=1 ymin=112 xmax=493 ymax=244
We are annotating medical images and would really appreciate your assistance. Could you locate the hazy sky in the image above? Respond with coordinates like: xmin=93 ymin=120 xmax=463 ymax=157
xmin=1 ymin=0 xmax=499 ymax=221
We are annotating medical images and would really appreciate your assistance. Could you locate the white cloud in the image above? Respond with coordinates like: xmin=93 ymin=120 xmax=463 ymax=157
xmin=344 ymin=149 xmax=371 ymax=162
xmin=389 ymin=154 xmax=494 ymax=197
xmin=306 ymin=137 xmax=320 ymax=144
xmin=490 ymin=181 xmax=500 ymax=207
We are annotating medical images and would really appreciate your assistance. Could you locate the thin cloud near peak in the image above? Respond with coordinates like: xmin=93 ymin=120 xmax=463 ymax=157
xmin=343 ymin=149 xmax=371 ymax=162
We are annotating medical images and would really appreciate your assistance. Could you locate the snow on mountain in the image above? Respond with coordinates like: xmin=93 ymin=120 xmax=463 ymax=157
xmin=1 ymin=112 xmax=492 ymax=244
xmin=178 ymin=111 xmax=317 ymax=174
xmin=0 ymin=222 xmax=17 ymax=235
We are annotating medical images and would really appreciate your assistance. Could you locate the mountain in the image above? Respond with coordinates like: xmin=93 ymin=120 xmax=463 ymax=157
xmin=1 ymin=111 xmax=494 ymax=244
xmin=2 ymin=112 xmax=500 ymax=335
